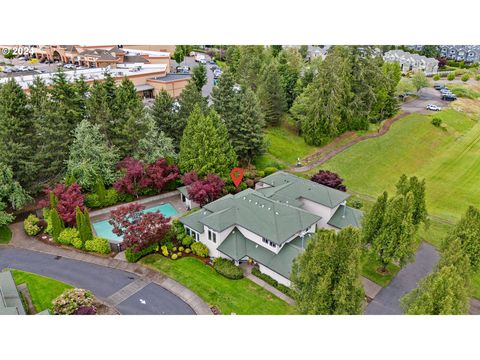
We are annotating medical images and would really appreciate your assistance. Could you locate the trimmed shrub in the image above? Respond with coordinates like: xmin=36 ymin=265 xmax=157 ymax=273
xmin=85 ymin=237 xmax=111 ymax=254
xmin=50 ymin=208 xmax=65 ymax=242
xmin=461 ymin=73 xmax=470 ymax=82
xmin=263 ymin=167 xmax=278 ymax=176
xmin=177 ymin=252 xmax=182 ymax=257
xmin=125 ymin=243 xmax=159 ymax=263
xmin=43 ymin=208 xmax=52 ymax=234
xmin=431 ymin=117 xmax=442 ymax=127
xmin=178 ymin=246 xmax=184 ymax=252
xmin=172 ymin=246 xmax=177 ymax=252
xmin=24 ymin=214 xmax=41 ymax=236
xmin=433 ymin=74 xmax=440 ymax=81
xmin=171 ymin=253 xmax=178 ymax=260
xmin=161 ymin=245 xmax=169 ymax=257
xmin=191 ymin=242 xmax=209 ymax=258
xmin=57 ymin=228 xmax=80 ymax=246
xmin=447 ymin=72 xmax=455 ymax=81
xmin=213 ymin=258 xmax=243 ymax=279
xmin=185 ymin=248 xmax=191 ymax=254
xmin=52 ymin=288 xmax=94 ymax=315
xmin=181 ymin=235 xmax=194 ymax=247
xmin=251 ymin=267 xmax=296 ymax=298
xmin=349 ymin=200 xmax=363 ymax=209
xmin=71 ymin=237 xmax=83 ymax=249
xmin=85 ymin=188 xmax=119 ymax=209
xmin=256 ymin=170 xmax=265 ymax=178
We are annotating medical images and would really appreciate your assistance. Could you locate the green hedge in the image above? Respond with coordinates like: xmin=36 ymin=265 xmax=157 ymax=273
xmin=85 ymin=237 xmax=111 ymax=254
xmin=125 ymin=243 xmax=159 ymax=263
xmin=251 ymin=267 xmax=296 ymax=298
xmin=213 ymin=258 xmax=243 ymax=279
xmin=57 ymin=228 xmax=80 ymax=246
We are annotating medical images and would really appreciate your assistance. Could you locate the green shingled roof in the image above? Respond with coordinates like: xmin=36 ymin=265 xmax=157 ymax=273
xmin=217 ymin=228 xmax=304 ymax=279
xmin=179 ymin=208 xmax=211 ymax=233
xmin=327 ymin=205 xmax=363 ymax=229
xmin=259 ymin=171 xmax=350 ymax=208
xmin=199 ymin=189 xmax=320 ymax=245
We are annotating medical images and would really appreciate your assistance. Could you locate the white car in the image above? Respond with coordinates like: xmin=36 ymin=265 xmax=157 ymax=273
xmin=426 ymin=104 xmax=441 ymax=111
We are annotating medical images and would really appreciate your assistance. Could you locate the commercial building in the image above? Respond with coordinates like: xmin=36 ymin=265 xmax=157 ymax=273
xmin=179 ymin=171 xmax=362 ymax=287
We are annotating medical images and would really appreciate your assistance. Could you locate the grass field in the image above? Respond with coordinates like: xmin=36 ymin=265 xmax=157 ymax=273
xmin=141 ymin=255 xmax=295 ymax=315
xmin=10 ymin=269 xmax=73 ymax=313
xmin=361 ymin=252 xmax=400 ymax=287
xmin=0 ymin=225 xmax=12 ymax=244
xmin=317 ymin=109 xmax=479 ymax=224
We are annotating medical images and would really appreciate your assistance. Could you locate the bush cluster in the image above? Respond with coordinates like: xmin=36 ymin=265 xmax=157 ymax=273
xmin=125 ymin=243 xmax=159 ymax=263
xmin=85 ymin=188 xmax=119 ymax=209
xmin=431 ymin=117 xmax=443 ymax=127
xmin=24 ymin=214 xmax=41 ymax=236
xmin=461 ymin=73 xmax=470 ymax=82
xmin=251 ymin=267 xmax=296 ymax=298
xmin=213 ymin=258 xmax=243 ymax=279
xmin=263 ymin=167 xmax=278 ymax=176
xmin=191 ymin=242 xmax=209 ymax=258
xmin=85 ymin=237 xmax=111 ymax=254
xmin=52 ymin=288 xmax=94 ymax=315
xmin=447 ymin=72 xmax=455 ymax=81
xmin=57 ymin=228 xmax=80 ymax=246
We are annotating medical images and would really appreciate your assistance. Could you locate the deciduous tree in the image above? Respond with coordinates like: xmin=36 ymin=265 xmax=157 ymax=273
xmin=192 ymin=64 xmax=207 ymax=91
xmin=187 ymin=173 xmax=225 ymax=206
xmin=310 ymin=170 xmax=346 ymax=191
xmin=291 ymin=227 xmax=364 ymax=314
xmin=0 ymin=162 xmax=31 ymax=210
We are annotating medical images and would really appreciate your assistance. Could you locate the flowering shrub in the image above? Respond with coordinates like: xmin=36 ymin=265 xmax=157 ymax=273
xmin=85 ymin=237 xmax=111 ymax=254
xmin=57 ymin=228 xmax=80 ymax=246
xmin=191 ymin=242 xmax=209 ymax=258
xmin=73 ymin=305 xmax=97 ymax=315
xmin=24 ymin=214 xmax=41 ymax=236
xmin=52 ymin=288 xmax=94 ymax=315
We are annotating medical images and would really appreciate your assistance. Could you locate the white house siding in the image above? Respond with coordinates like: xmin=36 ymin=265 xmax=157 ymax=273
xmin=199 ymin=225 xmax=235 ymax=258
xmin=180 ymin=193 xmax=199 ymax=210
xmin=299 ymin=197 xmax=339 ymax=227
xmin=237 ymin=226 xmax=282 ymax=254
xmin=258 ymin=264 xmax=291 ymax=287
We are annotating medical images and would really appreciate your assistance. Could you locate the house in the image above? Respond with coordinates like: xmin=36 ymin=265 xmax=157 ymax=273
xmin=384 ymin=49 xmax=439 ymax=75
xmin=179 ymin=171 xmax=363 ymax=287
xmin=439 ymin=45 xmax=480 ymax=63
xmin=0 ymin=271 xmax=26 ymax=315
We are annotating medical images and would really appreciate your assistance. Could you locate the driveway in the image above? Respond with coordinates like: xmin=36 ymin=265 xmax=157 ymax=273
xmin=364 ymin=242 xmax=439 ymax=315
xmin=402 ymin=87 xmax=444 ymax=114
xmin=0 ymin=247 xmax=195 ymax=315
xmin=171 ymin=54 xmax=215 ymax=99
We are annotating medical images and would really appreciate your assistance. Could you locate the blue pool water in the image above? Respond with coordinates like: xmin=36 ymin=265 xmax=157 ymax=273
xmin=92 ymin=203 xmax=178 ymax=243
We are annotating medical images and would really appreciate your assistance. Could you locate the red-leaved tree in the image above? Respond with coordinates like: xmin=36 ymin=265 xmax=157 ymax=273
xmin=40 ymin=183 xmax=85 ymax=226
xmin=187 ymin=173 xmax=225 ymax=206
xmin=310 ymin=170 xmax=347 ymax=192
xmin=109 ymin=203 xmax=171 ymax=252
xmin=182 ymin=171 xmax=199 ymax=186
xmin=145 ymin=159 xmax=179 ymax=191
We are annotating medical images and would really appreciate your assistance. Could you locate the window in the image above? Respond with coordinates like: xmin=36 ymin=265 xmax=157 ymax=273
xmin=208 ymin=229 xmax=216 ymax=243
xmin=262 ymin=237 xmax=268 ymax=244
xmin=269 ymin=240 xmax=277 ymax=248
xmin=181 ymin=194 xmax=186 ymax=202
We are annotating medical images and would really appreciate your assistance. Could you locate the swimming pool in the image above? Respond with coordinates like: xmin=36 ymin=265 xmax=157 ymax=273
xmin=92 ymin=203 xmax=178 ymax=243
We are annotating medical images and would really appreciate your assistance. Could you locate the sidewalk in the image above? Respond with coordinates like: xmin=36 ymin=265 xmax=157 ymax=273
xmin=6 ymin=222 xmax=212 ymax=315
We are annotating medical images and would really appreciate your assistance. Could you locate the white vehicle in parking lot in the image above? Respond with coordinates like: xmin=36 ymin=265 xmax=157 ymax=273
xmin=426 ymin=104 xmax=441 ymax=111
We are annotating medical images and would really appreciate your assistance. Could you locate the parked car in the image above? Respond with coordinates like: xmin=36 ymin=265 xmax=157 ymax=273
xmin=199 ymin=59 xmax=207 ymax=65
xmin=426 ymin=104 xmax=442 ymax=111
xmin=3 ymin=68 xmax=12 ymax=73
xmin=176 ymin=65 xmax=190 ymax=73
xmin=442 ymin=94 xmax=457 ymax=101
xmin=434 ymin=84 xmax=445 ymax=90
xmin=209 ymin=60 xmax=216 ymax=65
xmin=63 ymin=64 xmax=75 ymax=69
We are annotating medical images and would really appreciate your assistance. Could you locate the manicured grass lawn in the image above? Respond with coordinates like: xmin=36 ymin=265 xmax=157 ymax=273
xmin=10 ymin=269 xmax=73 ymax=313
xmin=361 ymin=252 xmax=400 ymax=287
xmin=141 ymin=255 xmax=295 ymax=315
xmin=254 ymin=119 xmax=318 ymax=170
xmin=0 ymin=225 xmax=12 ymax=244
xmin=319 ymin=109 xmax=480 ymax=224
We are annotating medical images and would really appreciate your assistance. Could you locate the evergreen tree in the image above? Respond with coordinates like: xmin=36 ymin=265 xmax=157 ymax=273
xmin=66 ymin=120 xmax=120 ymax=191
xmin=102 ymin=72 xmax=117 ymax=109
xmin=225 ymin=46 xmax=241 ymax=78
xmin=270 ymin=45 xmax=283 ymax=57
xmin=362 ymin=192 xmax=388 ymax=245
xmin=179 ymin=106 xmax=237 ymax=178
xmin=86 ymin=80 xmax=114 ymax=140
xmin=276 ymin=48 xmax=303 ymax=108
xmin=236 ymin=45 xmax=267 ymax=91
xmin=83 ymin=208 xmax=93 ymax=241
xmin=212 ymin=71 xmax=265 ymax=163
xmin=151 ymin=89 xmax=177 ymax=146
xmin=371 ymin=193 xmax=417 ymax=271
xmin=50 ymin=207 xmax=64 ymax=242
xmin=401 ymin=265 xmax=469 ymax=315
xmin=192 ymin=64 xmax=207 ymax=91
xmin=175 ymin=81 xmax=207 ymax=148
xmin=291 ymin=227 xmax=364 ymax=314
xmin=257 ymin=59 xmax=287 ymax=126
xmin=133 ymin=114 xmax=176 ymax=164
xmin=370 ymin=62 xmax=401 ymax=121
xmin=0 ymin=79 xmax=35 ymax=190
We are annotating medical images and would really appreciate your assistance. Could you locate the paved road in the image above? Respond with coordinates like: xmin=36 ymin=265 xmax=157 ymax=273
xmin=364 ymin=242 xmax=439 ymax=315
xmin=0 ymin=247 xmax=194 ymax=315
xmin=402 ymin=87 xmax=445 ymax=114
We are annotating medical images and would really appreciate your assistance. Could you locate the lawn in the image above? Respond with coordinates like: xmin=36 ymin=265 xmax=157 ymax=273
xmin=0 ymin=225 xmax=12 ymax=244
xmin=254 ymin=117 xmax=318 ymax=170
xmin=10 ymin=269 xmax=73 ymax=313
xmin=141 ymin=255 xmax=295 ymax=315
xmin=361 ymin=252 xmax=400 ymax=287
xmin=318 ymin=109 xmax=480 ymax=224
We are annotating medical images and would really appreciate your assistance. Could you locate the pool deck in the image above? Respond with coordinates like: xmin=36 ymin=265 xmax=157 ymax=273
xmin=89 ymin=190 xmax=188 ymax=223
